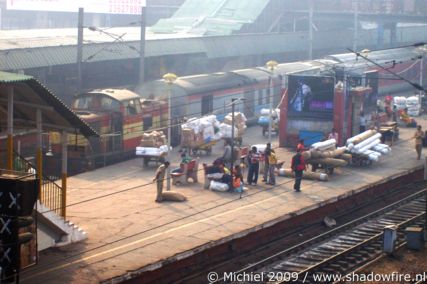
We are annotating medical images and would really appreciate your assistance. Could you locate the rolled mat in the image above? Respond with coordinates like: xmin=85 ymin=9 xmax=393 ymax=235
xmin=308 ymin=158 xmax=348 ymax=167
xmin=278 ymin=168 xmax=328 ymax=181
xmin=339 ymin=153 xmax=352 ymax=162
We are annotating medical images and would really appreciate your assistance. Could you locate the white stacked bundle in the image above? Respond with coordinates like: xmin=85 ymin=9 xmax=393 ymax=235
xmin=223 ymin=112 xmax=247 ymax=137
xmin=181 ymin=115 xmax=222 ymax=144
xmin=218 ymin=123 xmax=238 ymax=138
xmin=372 ymin=143 xmax=392 ymax=155
xmin=406 ymin=96 xmax=420 ymax=116
xmin=136 ymin=145 xmax=169 ymax=156
xmin=393 ymin=96 xmax=407 ymax=110
xmin=311 ymin=139 xmax=336 ymax=151
xmin=346 ymin=131 xmax=390 ymax=162
xmin=251 ymin=144 xmax=267 ymax=153
xmin=258 ymin=108 xmax=280 ymax=126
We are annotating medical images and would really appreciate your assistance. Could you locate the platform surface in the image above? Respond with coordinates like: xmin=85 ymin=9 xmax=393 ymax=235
xmin=21 ymin=119 xmax=427 ymax=284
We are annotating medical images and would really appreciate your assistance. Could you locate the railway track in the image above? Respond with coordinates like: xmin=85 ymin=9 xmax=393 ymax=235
xmin=219 ymin=188 xmax=426 ymax=284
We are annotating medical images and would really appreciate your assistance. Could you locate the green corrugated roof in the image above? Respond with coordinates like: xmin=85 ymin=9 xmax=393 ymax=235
xmin=151 ymin=0 xmax=269 ymax=35
xmin=0 ymin=71 xmax=33 ymax=83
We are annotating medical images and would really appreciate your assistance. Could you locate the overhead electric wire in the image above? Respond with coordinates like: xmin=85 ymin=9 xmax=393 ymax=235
xmin=347 ymin=46 xmax=426 ymax=92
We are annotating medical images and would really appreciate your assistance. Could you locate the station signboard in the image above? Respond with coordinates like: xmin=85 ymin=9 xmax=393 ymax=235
xmin=6 ymin=0 xmax=146 ymax=14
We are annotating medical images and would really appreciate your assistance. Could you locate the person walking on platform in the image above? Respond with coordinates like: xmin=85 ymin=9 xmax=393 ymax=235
xmin=223 ymin=139 xmax=232 ymax=169
xmin=267 ymin=149 xmax=277 ymax=185
xmin=296 ymin=139 xmax=306 ymax=152
xmin=247 ymin=146 xmax=260 ymax=185
xmin=232 ymin=165 xmax=244 ymax=193
xmin=153 ymin=161 xmax=170 ymax=202
xmin=413 ymin=125 xmax=424 ymax=160
xmin=262 ymin=143 xmax=271 ymax=183
xmin=291 ymin=149 xmax=306 ymax=192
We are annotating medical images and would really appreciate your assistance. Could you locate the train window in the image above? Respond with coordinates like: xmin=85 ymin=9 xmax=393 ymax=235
xmin=257 ymin=90 xmax=263 ymax=105
xmin=73 ymin=96 xmax=93 ymax=110
xmin=143 ymin=116 xmax=153 ymax=131
xmin=125 ymin=100 xmax=137 ymax=115
xmin=100 ymin=97 xmax=120 ymax=111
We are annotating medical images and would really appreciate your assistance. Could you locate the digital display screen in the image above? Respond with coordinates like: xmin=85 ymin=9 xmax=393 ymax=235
xmin=288 ymin=75 xmax=335 ymax=118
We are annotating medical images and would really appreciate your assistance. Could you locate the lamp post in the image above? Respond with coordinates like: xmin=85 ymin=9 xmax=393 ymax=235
xmin=229 ymin=98 xmax=246 ymax=169
xmin=266 ymin=60 xmax=278 ymax=144
xmin=417 ymin=45 xmax=426 ymax=103
xmin=231 ymin=98 xmax=237 ymax=169
xmin=163 ymin=73 xmax=177 ymax=191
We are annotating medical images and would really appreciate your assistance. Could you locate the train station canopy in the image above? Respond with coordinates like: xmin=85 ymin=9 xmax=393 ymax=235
xmin=0 ymin=71 xmax=98 ymax=137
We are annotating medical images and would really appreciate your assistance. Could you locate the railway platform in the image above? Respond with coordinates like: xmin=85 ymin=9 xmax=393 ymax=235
xmin=21 ymin=121 xmax=427 ymax=284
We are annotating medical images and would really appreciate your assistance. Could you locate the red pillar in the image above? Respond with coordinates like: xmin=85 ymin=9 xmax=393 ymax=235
xmin=333 ymin=90 xmax=345 ymax=146
xmin=279 ymin=89 xmax=288 ymax=147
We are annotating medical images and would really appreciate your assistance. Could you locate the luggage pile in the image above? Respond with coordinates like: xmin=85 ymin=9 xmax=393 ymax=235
xmin=136 ymin=131 xmax=169 ymax=165
xmin=181 ymin=115 xmax=222 ymax=147
xmin=221 ymin=112 xmax=247 ymax=138
xmin=139 ymin=131 xmax=167 ymax=147
xmin=257 ymin=108 xmax=280 ymax=126
xmin=393 ymin=96 xmax=407 ymax=110
xmin=406 ymin=96 xmax=421 ymax=116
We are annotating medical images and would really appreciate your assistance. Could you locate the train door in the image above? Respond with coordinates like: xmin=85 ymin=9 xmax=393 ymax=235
xmin=201 ymin=94 xmax=213 ymax=115
xmin=111 ymin=112 xmax=123 ymax=152
xmin=244 ymin=89 xmax=255 ymax=120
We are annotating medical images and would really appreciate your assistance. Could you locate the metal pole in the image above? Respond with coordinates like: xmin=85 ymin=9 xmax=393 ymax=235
xmin=139 ymin=6 xmax=146 ymax=85
xmin=77 ymin=7 xmax=84 ymax=94
xmin=231 ymin=99 xmax=236 ymax=169
xmin=268 ymin=74 xmax=273 ymax=143
xmin=166 ymin=83 xmax=172 ymax=191
xmin=7 ymin=86 xmax=13 ymax=170
xmin=420 ymin=56 xmax=423 ymax=102
xmin=425 ymin=156 xmax=427 ymax=241
xmin=308 ymin=0 xmax=313 ymax=60
xmin=353 ymin=0 xmax=359 ymax=52
xmin=61 ymin=130 xmax=67 ymax=218
xmin=36 ymin=109 xmax=42 ymax=200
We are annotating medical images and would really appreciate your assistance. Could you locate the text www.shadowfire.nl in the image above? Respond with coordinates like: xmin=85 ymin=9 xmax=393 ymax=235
xmin=206 ymin=271 xmax=427 ymax=283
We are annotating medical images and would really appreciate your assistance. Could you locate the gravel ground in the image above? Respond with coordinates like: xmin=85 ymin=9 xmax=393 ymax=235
xmin=353 ymin=243 xmax=427 ymax=283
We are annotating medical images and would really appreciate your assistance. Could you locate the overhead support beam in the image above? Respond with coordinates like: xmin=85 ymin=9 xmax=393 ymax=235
xmin=0 ymin=98 xmax=55 ymax=111
xmin=7 ymin=85 xmax=13 ymax=170
xmin=10 ymin=118 xmax=79 ymax=134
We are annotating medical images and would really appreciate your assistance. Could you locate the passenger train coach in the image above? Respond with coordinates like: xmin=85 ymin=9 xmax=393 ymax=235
xmin=136 ymin=45 xmax=426 ymax=125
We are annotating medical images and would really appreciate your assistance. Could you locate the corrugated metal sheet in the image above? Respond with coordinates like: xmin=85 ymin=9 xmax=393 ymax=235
xmin=0 ymin=71 xmax=32 ymax=83
xmin=151 ymin=0 xmax=269 ymax=35
xmin=0 ymin=71 xmax=98 ymax=137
